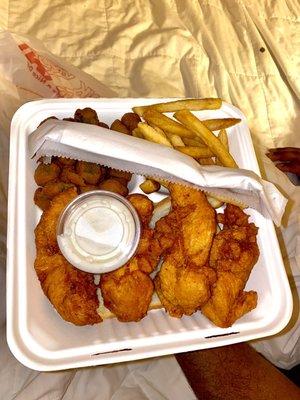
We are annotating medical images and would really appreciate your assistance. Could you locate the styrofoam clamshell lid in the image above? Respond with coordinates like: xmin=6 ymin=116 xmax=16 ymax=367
xmin=6 ymin=98 xmax=293 ymax=371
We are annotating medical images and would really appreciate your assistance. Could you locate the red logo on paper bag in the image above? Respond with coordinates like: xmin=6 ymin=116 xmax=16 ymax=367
xmin=18 ymin=42 xmax=103 ymax=98
xmin=18 ymin=43 xmax=59 ymax=95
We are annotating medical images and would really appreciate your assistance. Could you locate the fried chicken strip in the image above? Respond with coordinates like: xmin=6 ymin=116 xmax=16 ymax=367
xmin=154 ymin=184 xmax=217 ymax=318
xmin=201 ymin=204 xmax=259 ymax=328
xmin=34 ymin=188 xmax=102 ymax=326
xmin=100 ymin=194 xmax=163 ymax=322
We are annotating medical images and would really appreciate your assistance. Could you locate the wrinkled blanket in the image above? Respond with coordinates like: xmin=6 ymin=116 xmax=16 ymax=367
xmin=0 ymin=1 xmax=299 ymax=399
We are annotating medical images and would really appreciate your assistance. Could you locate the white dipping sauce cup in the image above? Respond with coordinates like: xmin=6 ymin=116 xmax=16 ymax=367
xmin=57 ymin=190 xmax=141 ymax=273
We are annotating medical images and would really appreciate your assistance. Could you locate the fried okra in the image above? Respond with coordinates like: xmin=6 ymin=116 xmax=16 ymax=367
xmin=75 ymin=161 xmax=104 ymax=185
xmin=34 ymin=163 xmax=61 ymax=186
xmin=99 ymin=178 xmax=129 ymax=197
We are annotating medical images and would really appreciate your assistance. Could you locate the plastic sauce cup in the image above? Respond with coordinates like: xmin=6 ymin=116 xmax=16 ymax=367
xmin=57 ymin=191 xmax=141 ymax=273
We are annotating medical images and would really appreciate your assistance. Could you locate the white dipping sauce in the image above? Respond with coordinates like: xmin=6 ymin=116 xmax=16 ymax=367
xmin=57 ymin=191 xmax=140 ymax=273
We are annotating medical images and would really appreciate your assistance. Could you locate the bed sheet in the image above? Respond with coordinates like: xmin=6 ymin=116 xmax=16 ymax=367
xmin=0 ymin=1 xmax=299 ymax=399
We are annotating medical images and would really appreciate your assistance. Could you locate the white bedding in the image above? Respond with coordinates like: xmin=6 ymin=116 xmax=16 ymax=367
xmin=0 ymin=0 xmax=299 ymax=398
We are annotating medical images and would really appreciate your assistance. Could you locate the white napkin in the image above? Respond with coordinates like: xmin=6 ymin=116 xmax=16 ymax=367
xmin=28 ymin=119 xmax=287 ymax=226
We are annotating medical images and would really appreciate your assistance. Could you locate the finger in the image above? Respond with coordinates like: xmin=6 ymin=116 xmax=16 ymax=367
xmin=276 ymin=162 xmax=300 ymax=176
xmin=268 ymin=147 xmax=300 ymax=154
xmin=267 ymin=150 xmax=300 ymax=162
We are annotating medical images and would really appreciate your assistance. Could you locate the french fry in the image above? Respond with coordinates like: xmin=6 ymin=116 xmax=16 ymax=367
xmin=152 ymin=125 xmax=166 ymax=135
xmin=142 ymin=109 xmax=194 ymax=138
xmin=132 ymin=128 xmax=144 ymax=138
xmin=174 ymin=110 xmax=238 ymax=168
xmin=182 ymin=137 xmax=206 ymax=146
xmin=205 ymin=191 xmax=247 ymax=208
xmin=150 ymin=196 xmax=171 ymax=228
xmin=206 ymin=196 xmax=224 ymax=209
xmin=167 ymin=133 xmax=185 ymax=147
xmin=215 ymin=129 xmax=229 ymax=166
xmin=133 ymin=98 xmax=222 ymax=116
xmin=198 ymin=158 xmax=215 ymax=165
xmin=138 ymin=122 xmax=173 ymax=147
xmin=218 ymin=129 xmax=229 ymax=150
xmin=202 ymin=118 xmax=241 ymax=131
xmin=175 ymin=146 xmax=214 ymax=158
xmin=139 ymin=179 xmax=161 ymax=194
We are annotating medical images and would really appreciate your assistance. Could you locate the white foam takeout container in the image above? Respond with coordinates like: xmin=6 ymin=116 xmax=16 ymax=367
xmin=7 ymin=98 xmax=293 ymax=371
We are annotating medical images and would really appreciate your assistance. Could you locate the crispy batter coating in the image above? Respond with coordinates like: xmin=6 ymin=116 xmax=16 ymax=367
xmin=201 ymin=205 xmax=259 ymax=327
xmin=34 ymin=188 xmax=101 ymax=325
xmin=75 ymin=161 xmax=103 ymax=185
xmin=100 ymin=194 xmax=162 ymax=322
xmin=155 ymin=238 xmax=216 ymax=317
xmin=126 ymin=194 xmax=154 ymax=225
xmin=121 ymin=112 xmax=141 ymax=132
xmin=100 ymin=269 xmax=154 ymax=322
xmin=34 ymin=188 xmax=51 ymax=211
xmin=154 ymin=184 xmax=217 ymax=317
xmin=63 ymin=117 xmax=76 ymax=122
xmin=74 ymin=107 xmax=100 ymax=125
xmin=38 ymin=116 xmax=58 ymax=127
xmin=79 ymin=185 xmax=99 ymax=194
xmin=73 ymin=108 xmax=109 ymax=128
xmin=60 ymin=166 xmax=86 ymax=186
xmin=34 ymin=162 xmax=61 ymax=186
xmin=98 ymin=121 xmax=109 ymax=129
xmin=35 ymin=188 xmax=78 ymax=254
xmin=99 ymin=178 xmax=129 ymax=197
xmin=42 ymin=181 xmax=75 ymax=198
xmin=110 ymin=119 xmax=130 ymax=135
xmin=39 ymin=253 xmax=102 ymax=326
xmin=57 ymin=157 xmax=76 ymax=166
xmin=108 ymin=168 xmax=132 ymax=182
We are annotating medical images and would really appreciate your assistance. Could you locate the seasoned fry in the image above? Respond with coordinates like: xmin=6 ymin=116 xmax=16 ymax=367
xmin=174 ymin=110 xmax=238 ymax=168
xmin=202 ymin=118 xmax=241 ymax=131
xmin=140 ymin=179 xmax=161 ymax=194
xmin=206 ymin=196 xmax=224 ymax=209
xmin=132 ymin=128 xmax=144 ymax=138
xmin=218 ymin=129 xmax=229 ymax=150
xmin=133 ymin=98 xmax=222 ymax=116
xmin=152 ymin=125 xmax=166 ymax=135
xmin=175 ymin=146 xmax=214 ymax=158
xmin=182 ymin=137 xmax=206 ymax=146
xmin=149 ymin=197 xmax=172 ymax=228
xmin=206 ymin=192 xmax=247 ymax=208
xmin=110 ymin=119 xmax=130 ymax=135
xmin=142 ymin=109 xmax=194 ymax=138
xmin=138 ymin=123 xmax=172 ymax=147
xmin=215 ymin=129 xmax=229 ymax=166
xmin=198 ymin=158 xmax=215 ymax=165
xmin=166 ymin=133 xmax=185 ymax=147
